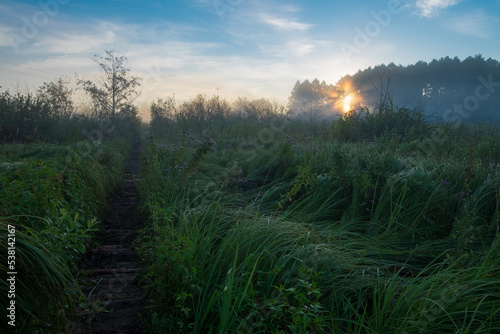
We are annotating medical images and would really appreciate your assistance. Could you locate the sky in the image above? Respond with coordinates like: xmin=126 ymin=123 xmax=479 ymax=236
xmin=1 ymin=0 xmax=499 ymax=118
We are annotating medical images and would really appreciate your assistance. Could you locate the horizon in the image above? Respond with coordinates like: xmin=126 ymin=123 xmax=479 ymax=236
xmin=1 ymin=0 xmax=500 ymax=120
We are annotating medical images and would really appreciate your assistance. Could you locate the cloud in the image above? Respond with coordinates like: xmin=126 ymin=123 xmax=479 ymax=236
xmin=0 ymin=26 xmax=14 ymax=47
xmin=259 ymin=38 xmax=333 ymax=59
xmin=259 ymin=13 xmax=313 ymax=31
xmin=415 ymin=0 xmax=461 ymax=18
xmin=445 ymin=11 xmax=499 ymax=38
xmin=41 ymin=22 xmax=121 ymax=54
xmin=278 ymin=5 xmax=301 ymax=13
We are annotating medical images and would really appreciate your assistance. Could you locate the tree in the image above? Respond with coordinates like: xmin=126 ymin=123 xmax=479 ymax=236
xmin=0 ymin=91 xmax=56 ymax=142
xmin=232 ymin=97 xmax=274 ymax=119
xmin=288 ymin=79 xmax=339 ymax=138
xmin=288 ymin=79 xmax=337 ymax=121
xmin=78 ymin=50 xmax=141 ymax=119
xmin=37 ymin=76 xmax=75 ymax=118
xmin=335 ymin=55 xmax=500 ymax=122
xmin=150 ymin=96 xmax=176 ymax=122
xmin=150 ymin=96 xmax=176 ymax=136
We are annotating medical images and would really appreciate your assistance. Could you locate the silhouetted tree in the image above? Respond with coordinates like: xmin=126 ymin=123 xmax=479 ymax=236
xmin=288 ymin=79 xmax=336 ymax=120
xmin=78 ymin=50 xmax=141 ymax=119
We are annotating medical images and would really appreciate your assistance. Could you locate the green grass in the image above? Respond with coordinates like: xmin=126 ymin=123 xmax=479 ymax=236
xmin=137 ymin=108 xmax=500 ymax=333
xmin=0 ymin=139 xmax=130 ymax=332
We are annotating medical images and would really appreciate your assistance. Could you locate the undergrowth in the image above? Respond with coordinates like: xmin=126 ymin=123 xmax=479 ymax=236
xmin=0 ymin=139 xmax=129 ymax=332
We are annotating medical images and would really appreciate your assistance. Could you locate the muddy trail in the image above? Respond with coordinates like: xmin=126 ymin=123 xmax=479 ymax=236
xmin=76 ymin=143 xmax=145 ymax=334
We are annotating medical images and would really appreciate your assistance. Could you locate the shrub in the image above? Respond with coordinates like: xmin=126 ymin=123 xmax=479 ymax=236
xmin=332 ymin=99 xmax=430 ymax=142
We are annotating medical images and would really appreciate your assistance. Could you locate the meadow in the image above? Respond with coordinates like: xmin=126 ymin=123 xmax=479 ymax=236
xmin=0 ymin=92 xmax=498 ymax=333
xmin=138 ymin=102 xmax=500 ymax=333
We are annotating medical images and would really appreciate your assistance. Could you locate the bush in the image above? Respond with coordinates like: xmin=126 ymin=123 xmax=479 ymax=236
xmin=332 ymin=99 xmax=430 ymax=142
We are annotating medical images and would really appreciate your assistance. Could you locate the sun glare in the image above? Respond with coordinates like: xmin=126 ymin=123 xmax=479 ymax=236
xmin=343 ymin=95 xmax=352 ymax=113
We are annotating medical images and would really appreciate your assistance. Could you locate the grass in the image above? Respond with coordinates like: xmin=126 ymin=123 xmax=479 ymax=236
xmin=0 ymin=139 xmax=130 ymax=332
xmin=137 ymin=106 xmax=500 ymax=333
xmin=1 ymin=99 xmax=497 ymax=332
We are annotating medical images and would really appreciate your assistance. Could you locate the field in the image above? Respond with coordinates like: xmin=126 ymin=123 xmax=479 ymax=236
xmin=1 ymin=101 xmax=499 ymax=333
xmin=138 ymin=107 xmax=500 ymax=333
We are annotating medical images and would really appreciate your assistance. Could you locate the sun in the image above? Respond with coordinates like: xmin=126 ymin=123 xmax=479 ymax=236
xmin=343 ymin=95 xmax=352 ymax=113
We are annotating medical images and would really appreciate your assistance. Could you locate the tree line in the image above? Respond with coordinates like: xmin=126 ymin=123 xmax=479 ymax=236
xmin=289 ymin=55 xmax=500 ymax=122
xmin=0 ymin=50 xmax=140 ymax=143
xmin=149 ymin=94 xmax=286 ymax=137
xmin=2 ymin=53 xmax=498 ymax=144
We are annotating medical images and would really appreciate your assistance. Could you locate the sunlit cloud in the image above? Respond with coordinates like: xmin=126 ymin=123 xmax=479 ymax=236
xmin=416 ymin=0 xmax=461 ymax=18
xmin=0 ymin=8 xmax=306 ymax=101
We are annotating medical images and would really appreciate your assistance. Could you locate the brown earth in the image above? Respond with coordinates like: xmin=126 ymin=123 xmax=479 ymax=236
xmin=75 ymin=143 xmax=145 ymax=334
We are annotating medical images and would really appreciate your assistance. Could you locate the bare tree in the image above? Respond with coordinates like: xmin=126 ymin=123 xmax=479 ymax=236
xmin=368 ymin=67 xmax=394 ymax=112
xmin=78 ymin=50 xmax=141 ymax=119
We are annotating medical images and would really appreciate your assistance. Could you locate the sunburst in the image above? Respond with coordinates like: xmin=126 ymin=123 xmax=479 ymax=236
xmin=343 ymin=95 xmax=352 ymax=113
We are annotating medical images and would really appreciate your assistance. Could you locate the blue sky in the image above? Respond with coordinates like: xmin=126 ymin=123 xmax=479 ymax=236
xmin=1 ymin=0 xmax=499 ymax=111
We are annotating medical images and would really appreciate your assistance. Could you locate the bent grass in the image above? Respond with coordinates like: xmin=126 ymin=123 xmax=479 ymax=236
xmin=138 ymin=119 xmax=500 ymax=333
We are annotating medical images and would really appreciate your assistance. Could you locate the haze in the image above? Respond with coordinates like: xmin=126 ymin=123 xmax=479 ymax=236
xmin=1 ymin=0 xmax=499 ymax=118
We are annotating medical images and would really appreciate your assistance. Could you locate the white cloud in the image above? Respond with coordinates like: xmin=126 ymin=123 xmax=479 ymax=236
xmin=416 ymin=0 xmax=461 ymax=18
xmin=259 ymin=14 xmax=313 ymax=31
xmin=5 ymin=0 xmax=461 ymax=105
xmin=41 ymin=25 xmax=119 ymax=54
xmin=445 ymin=11 xmax=498 ymax=38
xmin=0 ymin=26 xmax=14 ymax=47
xmin=0 ymin=0 xmax=392 ymax=104
xmin=278 ymin=5 xmax=301 ymax=13
xmin=259 ymin=39 xmax=333 ymax=59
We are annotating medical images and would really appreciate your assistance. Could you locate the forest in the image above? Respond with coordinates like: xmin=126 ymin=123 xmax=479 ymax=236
xmin=289 ymin=55 xmax=500 ymax=123
xmin=1 ymin=51 xmax=499 ymax=333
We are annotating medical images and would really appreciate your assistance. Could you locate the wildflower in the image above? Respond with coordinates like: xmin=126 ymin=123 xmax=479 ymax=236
xmin=204 ymin=136 xmax=215 ymax=146
xmin=440 ymin=178 xmax=451 ymax=187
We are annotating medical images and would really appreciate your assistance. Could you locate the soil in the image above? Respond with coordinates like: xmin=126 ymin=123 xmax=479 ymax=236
xmin=76 ymin=143 xmax=145 ymax=334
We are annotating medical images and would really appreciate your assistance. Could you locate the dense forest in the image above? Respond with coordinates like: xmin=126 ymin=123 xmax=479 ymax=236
xmin=289 ymin=55 xmax=500 ymax=123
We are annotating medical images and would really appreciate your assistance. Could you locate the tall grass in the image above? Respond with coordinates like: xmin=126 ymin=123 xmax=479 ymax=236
xmin=138 ymin=107 xmax=500 ymax=333
xmin=0 ymin=140 xmax=129 ymax=332
xmin=0 ymin=221 xmax=75 ymax=332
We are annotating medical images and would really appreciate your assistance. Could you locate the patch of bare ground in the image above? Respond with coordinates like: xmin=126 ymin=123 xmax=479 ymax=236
xmin=75 ymin=143 xmax=144 ymax=334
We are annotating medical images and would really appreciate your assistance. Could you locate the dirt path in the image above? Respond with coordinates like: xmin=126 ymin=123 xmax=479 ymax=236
xmin=76 ymin=143 xmax=144 ymax=334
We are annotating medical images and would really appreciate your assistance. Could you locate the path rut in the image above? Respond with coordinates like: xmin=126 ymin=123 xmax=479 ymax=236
xmin=77 ymin=143 xmax=144 ymax=334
